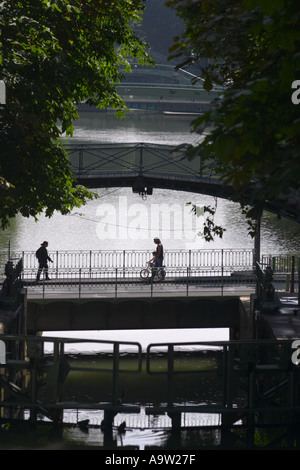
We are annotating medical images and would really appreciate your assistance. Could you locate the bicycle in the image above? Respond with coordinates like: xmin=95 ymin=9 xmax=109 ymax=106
xmin=140 ymin=262 xmax=166 ymax=281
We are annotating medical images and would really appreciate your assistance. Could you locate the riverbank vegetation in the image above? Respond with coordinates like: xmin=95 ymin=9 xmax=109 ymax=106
xmin=167 ymin=0 xmax=300 ymax=236
xmin=0 ymin=0 xmax=152 ymax=229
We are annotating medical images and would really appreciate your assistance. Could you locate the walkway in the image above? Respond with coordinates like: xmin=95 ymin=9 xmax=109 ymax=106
xmin=27 ymin=250 xmax=253 ymax=293
xmin=25 ymin=276 xmax=256 ymax=300
xmin=1 ymin=248 xmax=297 ymax=301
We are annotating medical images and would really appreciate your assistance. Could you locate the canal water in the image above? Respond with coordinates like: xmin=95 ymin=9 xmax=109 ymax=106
xmin=1 ymin=111 xmax=299 ymax=254
xmin=1 ymin=110 xmax=299 ymax=449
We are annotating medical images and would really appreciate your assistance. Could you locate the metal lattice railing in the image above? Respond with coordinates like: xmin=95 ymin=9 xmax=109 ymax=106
xmin=64 ymin=143 xmax=214 ymax=181
xmin=1 ymin=248 xmax=256 ymax=272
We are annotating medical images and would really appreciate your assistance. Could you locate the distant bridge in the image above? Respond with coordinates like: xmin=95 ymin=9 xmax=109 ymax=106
xmin=75 ymin=64 xmax=300 ymax=222
xmin=66 ymin=142 xmax=230 ymax=199
xmin=79 ymin=64 xmax=222 ymax=114
xmin=66 ymin=143 xmax=300 ymax=223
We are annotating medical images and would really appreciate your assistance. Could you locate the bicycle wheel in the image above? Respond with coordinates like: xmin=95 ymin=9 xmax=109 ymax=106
xmin=140 ymin=268 xmax=150 ymax=279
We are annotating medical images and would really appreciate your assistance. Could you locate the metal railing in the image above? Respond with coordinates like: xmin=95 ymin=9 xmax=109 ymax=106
xmin=2 ymin=248 xmax=255 ymax=272
xmin=1 ymin=334 xmax=300 ymax=437
xmin=0 ymin=334 xmax=142 ymax=423
xmin=261 ymin=254 xmax=300 ymax=296
xmin=21 ymin=266 xmax=257 ymax=299
xmin=1 ymin=249 xmax=298 ymax=298
xmin=261 ymin=254 xmax=300 ymax=273
xmin=145 ymin=339 xmax=300 ymax=431
xmin=65 ymin=143 xmax=211 ymax=181
xmin=3 ymin=249 xmax=298 ymax=273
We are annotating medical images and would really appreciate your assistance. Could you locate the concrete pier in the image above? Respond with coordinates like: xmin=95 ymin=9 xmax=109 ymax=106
xmin=258 ymin=293 xmax=300 ymax=340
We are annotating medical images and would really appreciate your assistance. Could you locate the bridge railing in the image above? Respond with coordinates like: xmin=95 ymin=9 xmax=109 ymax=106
xmin=1 ymin=250 xmax=298 ymax=296
xmin=21 ymin=268 xmax=297 ymax=300
xmin=64 ymin=143 xmax=215 ymax=180
xmin=21 ymin=266 xmax=257 ymax=299
xmin=1 ymin=248 xmax=255 ymax=273
xmin=261 ymin=254 xmax=300 ymax=272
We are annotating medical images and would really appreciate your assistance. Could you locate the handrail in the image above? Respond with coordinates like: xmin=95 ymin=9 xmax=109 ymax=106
xmin=19 ymin=266 xmax=258 ymax=300
xmin=64 ymin=143 xmax=214 ymax=182
xmin=146 ymin=338 xmax=295 ymax=374
xmin=146 ymin=339 xmax=298 ymax=420
xmin=0 ymin=334 xmax=143 ymax=417
xmin=1 ymin=248 xmax=256 ymax=271
xmin=1 ymin=251 xmax=298 ymax=300
xmin=1 ymin=335 xmax=300 ymax=432
xmin=2 ymin=249 xmax=299 ymax=273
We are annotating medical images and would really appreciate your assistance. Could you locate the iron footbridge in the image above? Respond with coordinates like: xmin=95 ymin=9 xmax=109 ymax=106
xmin=66 ymin=143 xmax=300 ymax=222
xmin=66 ymin=142 xmax=228 ymax=198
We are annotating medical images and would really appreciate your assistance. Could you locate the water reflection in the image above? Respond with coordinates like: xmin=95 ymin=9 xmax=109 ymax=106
xmin=0 ymin=423 xmax=222 ymax=450
xmin=0 ymin=416 xmax=289 ymax=450
xmin=66 ymin=110 xmax=199 ymax=146
xmin=0 ymin=187 xmax=299 ymax=254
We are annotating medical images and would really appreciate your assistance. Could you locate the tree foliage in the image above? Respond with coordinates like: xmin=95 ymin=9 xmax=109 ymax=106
xmin=0 ymin=0 xmax=151 ymax=229
xmin=167 ymin=0 xmax=300 ymax=233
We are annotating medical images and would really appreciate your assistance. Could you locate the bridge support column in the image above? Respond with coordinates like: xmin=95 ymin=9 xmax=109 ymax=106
xmin=101 ymin=410 xmax=118 ymax=448
xmin=167 ymin=411 xmax=182 ymax=448
xmin=168 ymin=411 xmax=181 ymax=430
xmin=254 ymin=216 xmax=261 ymax=265
xmin=254 ymin=215 xmax=261 ymax=301
xmin=101 ymin=410 xmax=118 ymax=431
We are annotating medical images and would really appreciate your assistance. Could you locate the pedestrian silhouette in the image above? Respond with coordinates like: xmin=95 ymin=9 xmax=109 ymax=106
xmin=36 ymin=241 xmax=53 ymax=281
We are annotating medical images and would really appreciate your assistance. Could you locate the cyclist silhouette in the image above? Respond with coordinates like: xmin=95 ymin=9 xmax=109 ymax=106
xmin=152 ymin=237 xmax=164 ymax=279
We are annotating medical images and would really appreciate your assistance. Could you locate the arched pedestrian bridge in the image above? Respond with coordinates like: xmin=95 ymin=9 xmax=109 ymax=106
xmin=66 ymin=142 xmax=227 ymax=197
xmin=66 ymin=142 xmax=300 ymax=223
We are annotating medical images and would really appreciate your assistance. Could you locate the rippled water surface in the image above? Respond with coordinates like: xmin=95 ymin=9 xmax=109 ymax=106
xmin=1 ymin=112 xmax=299 ymax=254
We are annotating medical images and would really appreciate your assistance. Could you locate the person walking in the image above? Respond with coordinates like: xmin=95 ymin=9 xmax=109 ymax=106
xmin=36 ymin=241 xmax=53 ymax=281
